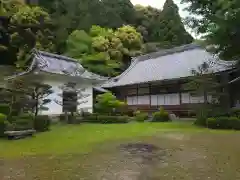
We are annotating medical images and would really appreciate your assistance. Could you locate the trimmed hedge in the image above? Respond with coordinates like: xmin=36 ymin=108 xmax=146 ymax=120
xmin=0 ymin=104 xmax=9 ymax=115
xmin=230 ymin=108 xmax=240 ymax=117
xmin=84 ymin=114 xmax=129 ymax=124
xmin=133 ymin=111 xmax=148 ymax=122
xmin=152 ymin=107 xmax=170 ymax=122
xmin=9 ymin=114 xmax=34 ymax=131
xmin=34 ymin=115 xmax=51 ymax=132
xmin=207 ymin=116 xmax=240 ymax=130
xmin=0 ymin=113 xmax=7 ymax=137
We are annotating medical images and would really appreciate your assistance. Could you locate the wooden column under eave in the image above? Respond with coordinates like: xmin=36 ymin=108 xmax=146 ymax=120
xmin=179 ymin=82 xmax=182 ymax=105
xmin=220 ymin=72 xmax=231 ymax=110
xmin=149 ymin=83 xmax=152 ymax=108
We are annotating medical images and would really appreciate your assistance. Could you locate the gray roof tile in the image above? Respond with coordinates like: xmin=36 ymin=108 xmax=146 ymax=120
xmin=6 ymin=50 xmax=109 ymax=82
xmin=103 ymin=44 xmax=234 ymax=88
xmin=35 ymin=51 xmax=108 ymax=81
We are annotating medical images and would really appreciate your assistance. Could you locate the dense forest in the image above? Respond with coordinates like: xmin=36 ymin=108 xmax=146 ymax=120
xmin=0 ymin=0 xmax=193 ymax=76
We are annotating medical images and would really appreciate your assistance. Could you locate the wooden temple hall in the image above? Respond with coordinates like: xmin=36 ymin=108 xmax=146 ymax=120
xmin=102 ymin=44 xmax=239 ymax=116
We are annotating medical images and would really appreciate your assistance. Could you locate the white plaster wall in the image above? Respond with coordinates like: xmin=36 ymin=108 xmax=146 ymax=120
xmin=39 ymin=78 xmax=94 ymax=115
xmin=39 ymin=81 xmax=63 ymax=115
xmin=77 ymin=87 xmax=93 ymax=113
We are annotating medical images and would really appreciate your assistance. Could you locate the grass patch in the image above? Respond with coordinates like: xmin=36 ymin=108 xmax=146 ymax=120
xmin=1 ymin=122 xmax=240 ymax=180
xmin=0 ymin=122 xmax=199 ymax=158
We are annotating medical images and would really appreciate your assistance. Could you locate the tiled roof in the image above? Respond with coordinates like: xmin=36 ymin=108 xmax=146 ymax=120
xmin=34 ymin=51 xmax=108 ymax=81
xmin=103 ymin=44 xmax=234 ymax=88
xmin=6 ymin=50 xmax=108 ymax=82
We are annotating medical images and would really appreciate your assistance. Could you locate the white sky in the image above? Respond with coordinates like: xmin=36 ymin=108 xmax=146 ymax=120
xmin=130 ymin=0 xmax=195 ymax=37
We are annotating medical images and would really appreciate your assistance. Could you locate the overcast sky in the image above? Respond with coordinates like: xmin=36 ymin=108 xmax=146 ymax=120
xmin=130 ymin=0 xmax=195 ymax=36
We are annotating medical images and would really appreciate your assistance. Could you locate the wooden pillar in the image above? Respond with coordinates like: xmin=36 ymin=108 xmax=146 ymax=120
xmin=136 ymin=85 xmax=139 ymax=105
xmin=220 ymin=72 xmax=231 ymax=110
xmin=149 ymin=83 xmax=152 ymax=107
xmin=178 ymin=81 xmax=182 ymax=105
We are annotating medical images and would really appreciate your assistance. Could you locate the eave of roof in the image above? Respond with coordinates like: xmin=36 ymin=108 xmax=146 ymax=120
xmin=5 ymin=49 xmax=109 ymax=82
xmin=102 ymin=43 xmax=235 ymax=88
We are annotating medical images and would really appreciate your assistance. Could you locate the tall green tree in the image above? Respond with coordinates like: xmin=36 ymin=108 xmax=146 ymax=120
xmin=134 ymin=5 xmax=162 ymax=42
xmin=65 ymin=25 xmax=143 ymax=77
xmin=181 ymin=0 xmax=240 ymax=61
xmin=156 ymin=0 xmax=193 ymax=47
xmin=101 ymin=0 xmax=136 ymax=26
xmin=39 ymin=0 xmax=106 ymax=53
xmin=0 ymin=1 xmax=54 ymax=68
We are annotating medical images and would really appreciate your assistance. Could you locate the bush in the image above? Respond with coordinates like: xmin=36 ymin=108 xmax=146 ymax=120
xmin=230 ymin=108 xmax=240 ymax=117
xmin=10 ymin=114 xmax=33 ymax=131
xmin=0 ymin=113 xmax=7 ymax=137
xmin=97 ymin=115 xmax=129 ymax=124
xmin=34 ymin=115 xmax=51 ymax=132
xmin=59 ymin=114 xmax=77 ymax=124
xmin=152 ymin=107 xmax=170 ymax=122
xmin=207 ymin=116 xmax=240 ymax=130
xmin=84 ymin=113 xmax=98 ymax=123
xmin=59 ymin=114 xmax=65 ymax=122
xmin=195 ymin=107 xmax=209 ymax=126
xmin=228 ymin=117 xmax=240 ymax=130
xmin=206 ymin=117 xmax=217 ymax=129
xmin=84 ymin=114 xmax=129 ymax=124
xmin=0 ymin=104 xmax=9 ymax=116
xmin=134 ymin=111 xmax=148 ymax=122
xmin=116 ymin=116 xmax=129 ymax=124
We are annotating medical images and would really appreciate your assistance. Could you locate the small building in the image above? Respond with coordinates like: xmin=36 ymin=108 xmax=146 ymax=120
xmin=102 ymin=44 xmax=237 ymax=116
xmin=5 ymin=50 xmax=108 ymax=115
xmin=2 ymin=44 xmax=239 ymax=116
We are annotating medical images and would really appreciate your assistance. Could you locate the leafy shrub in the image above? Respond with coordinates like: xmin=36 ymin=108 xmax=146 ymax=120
xmin=195 ymin=107 xmax=209 ymax=126
xmin=34 ymin=115 xmax=51 ymax=132
xmin=116 ymin=116 xmax=129 ymax=124
xmin=152 ymin=107 xmax=170 ymax=122
xmin=95 ymin=92 xmax=125 ymax=115
xmin=206 ymin=117 xmax=217 ymax=129
xmin=59 ymin=114 xmax=65 ymax=122
xmin=97 ymin=115 xmax=129 ymax=124
xmin=0 ymin=104 xmax=9 ymax=116
xmin=59 ymin=114 xmax=76 ymax=124
xmin=84 ymin=114 xmax=129 ymax=124
xmin=84 ymin=113 xmax=98 ymax=123
xmin=11 ymin=114 xmax=33 ymax=131
xmin=207 ymin=116 xmax=240 ymax=130
xmin=228 ymin=117 xmax=240 ymax=130
xmin=0 ymin=113 xmax=7 ymax=137
xmin=216 ymin=117 xmax=231 ymax=129
xmin=134 ymin=111 xmax=148 ymax=122
xmin=230 ymin=108 xmax=240 ymax=117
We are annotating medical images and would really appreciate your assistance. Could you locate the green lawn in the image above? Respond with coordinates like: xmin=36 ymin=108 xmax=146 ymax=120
xmin=1 ymin=122 xmax=240 ymax=180
xmin=0 ymin=122 xmax=198 ymax=158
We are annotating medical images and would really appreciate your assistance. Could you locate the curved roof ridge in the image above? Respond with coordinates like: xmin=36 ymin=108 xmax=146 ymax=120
xmin=35 ymin=50 xmax=79 ymax=63
xmin=136 ymin=43 xmax=202 ymax=62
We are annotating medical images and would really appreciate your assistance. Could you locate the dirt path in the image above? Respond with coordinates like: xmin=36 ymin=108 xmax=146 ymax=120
xmin=1 ymin=132 xmax=240 ymax=180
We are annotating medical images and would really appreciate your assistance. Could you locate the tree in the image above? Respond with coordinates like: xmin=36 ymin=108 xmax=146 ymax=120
xmin=155 ymin=0 xmax=193 ymax=47
xmin=0 ymin=79 xmax=35 ymax=120
xmin=65 ymin=30 xmax=92 ymax=59
xmin=95 ymin=92 xmax=125 ymax=115
xmin=31 ymin=82 xmax=53 ymax=117
xmin=101 ymin=0 xmax=136 ymax=26
xmin=185 ymin=62 xmax=221 ymax=103
xmin=181 ymin=0 xmax=240 ymax=61
xmin=0 ymin=1 xmax=54 ymax=68
xmin=184 ymin=62 xmax=224 ymax=125
xmin=39 ymin=0 xmax=107 ymax=53
xmin=54 ymin=83 xmax=90 ymax=123
xmin=65 ymin=25 xmax=143 ymax=77
xmin=134 ymin=5 xmax=162 ymax=42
